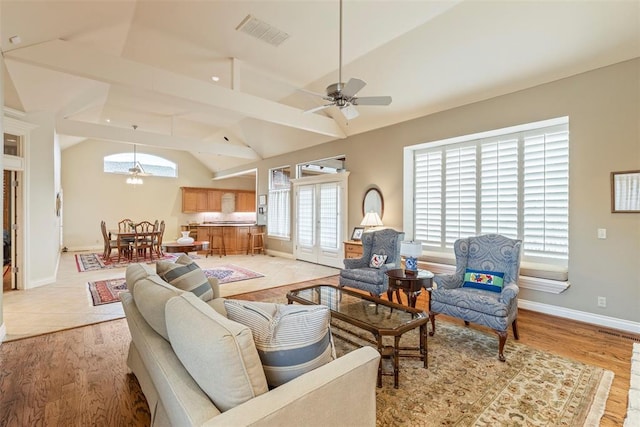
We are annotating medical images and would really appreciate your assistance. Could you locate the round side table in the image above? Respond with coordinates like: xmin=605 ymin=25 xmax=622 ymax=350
xmin=385 ymin=269 xmax=434 ymax=308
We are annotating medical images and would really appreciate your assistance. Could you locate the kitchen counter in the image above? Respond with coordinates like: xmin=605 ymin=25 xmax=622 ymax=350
xmin=184 ymin=223 xmax=258 ymax=227
xmin=181 ymin=224 xmax=265 ymax=255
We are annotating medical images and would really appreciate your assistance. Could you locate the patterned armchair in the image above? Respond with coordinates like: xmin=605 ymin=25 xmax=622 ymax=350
xmin=430 ymin=234 xmax=522 ymax=362
xmin=339 ymin=229 xmax=405 ymax=297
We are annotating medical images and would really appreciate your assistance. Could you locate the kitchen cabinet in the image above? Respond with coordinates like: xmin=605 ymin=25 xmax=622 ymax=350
xmin=235 ymin=191 xmax=256 ymax=212
xmin=181 ymin=187 xmax=255 ymax=213
xmin=180 ymin=224 xmax=265 ymax=255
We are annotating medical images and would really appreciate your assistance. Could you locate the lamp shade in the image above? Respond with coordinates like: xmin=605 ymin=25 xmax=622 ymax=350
xmin=360 ymin=211 xmax=383 ymax=227
xmin=400 ymin=241 xmax=422 ymax=273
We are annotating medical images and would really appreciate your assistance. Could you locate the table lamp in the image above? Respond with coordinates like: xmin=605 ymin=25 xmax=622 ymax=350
xmin=400 ymin=240 xmax=422 ymax=275
xmin=360 ymin=211 xmax=383 ymax=229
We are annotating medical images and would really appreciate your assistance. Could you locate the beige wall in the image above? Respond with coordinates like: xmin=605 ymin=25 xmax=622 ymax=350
xmin=61 ymin=140 xmax=255 ymax=250
xmin=221 ymin=59 xmax=640 ymax=324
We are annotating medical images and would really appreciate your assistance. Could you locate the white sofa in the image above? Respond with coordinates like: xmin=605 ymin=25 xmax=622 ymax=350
xmin=121 ymin=263 xmax=381 ymax=426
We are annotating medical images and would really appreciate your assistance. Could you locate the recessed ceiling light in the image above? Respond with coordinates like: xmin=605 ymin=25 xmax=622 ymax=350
xmin=211 ymin=76 xmax=220 ymax=82
xmin=105 ymin=118 xmax=111 ymax=123
xmin=9 ymin=35 xmax=21 ymax=45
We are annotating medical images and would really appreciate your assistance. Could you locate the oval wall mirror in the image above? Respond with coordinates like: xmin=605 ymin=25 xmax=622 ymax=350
xmin=362 ymin=188 xmax=384 ymax=219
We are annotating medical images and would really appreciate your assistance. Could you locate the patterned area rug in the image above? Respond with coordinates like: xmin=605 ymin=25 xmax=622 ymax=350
xmin=327 ymin=318 xmax=613 ymax=426
xmin=75 ymin=252 xmax=199 ymax=272
xmin=87 ymin=264 xmax=264 ymax=305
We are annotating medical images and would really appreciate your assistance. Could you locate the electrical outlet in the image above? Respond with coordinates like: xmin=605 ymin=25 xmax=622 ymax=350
xmin=597 ymin=228 xmax=607 ymax=239
xmin=597 ymin=296 xmax=606 ymax=308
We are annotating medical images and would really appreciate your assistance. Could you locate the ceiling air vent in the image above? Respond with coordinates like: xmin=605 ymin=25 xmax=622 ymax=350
xmin=236 ymin=14 xmax=290 ymax=47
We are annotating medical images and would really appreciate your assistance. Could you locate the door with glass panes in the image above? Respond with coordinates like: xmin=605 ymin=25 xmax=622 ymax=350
xmin=295 ymin=181 xmax=343 ymax=268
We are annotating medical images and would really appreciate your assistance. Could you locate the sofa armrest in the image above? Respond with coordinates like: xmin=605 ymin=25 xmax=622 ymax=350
xmin=202 ymin=346 xmax=380 ymax=427
xmin=207 ymin=277 xmax=220 ymax=299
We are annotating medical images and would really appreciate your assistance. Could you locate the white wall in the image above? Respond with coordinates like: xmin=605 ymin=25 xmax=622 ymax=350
xmin=24 ymin=112 xmax=61 ymax=287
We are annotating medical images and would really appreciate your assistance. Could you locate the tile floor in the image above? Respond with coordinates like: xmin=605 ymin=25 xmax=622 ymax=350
xmin=2 ymin=251 xmax=340 ymax=341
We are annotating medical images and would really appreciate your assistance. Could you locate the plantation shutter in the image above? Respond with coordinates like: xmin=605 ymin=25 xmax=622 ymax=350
xmin=480 ymin=138 xmax=519 ymax=238
xmin=297 ymin=185 xmax=314 ymax=246
xmin=523 ymin=125 xmax=569 ymax=259
xmin=411 ymin=118 xmax=569 ymax=263
xmin=444 ymin=146 xmax=476 ymax=247
xmin=319 ymin=183 xmax=340 ymax=250
xmin=414 ymin=151 xmax=442 ymax=246
xmin=267 ymin=167 xmax=291 ymax=239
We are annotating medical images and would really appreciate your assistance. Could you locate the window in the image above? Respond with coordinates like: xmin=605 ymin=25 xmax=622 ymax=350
xmin=268 ymin=166 xmax=291 ymax=239
xmin=104 ymin=152 xmax=177 ymax=178
xmin=406 ymin=117 xmax=569 ymax=264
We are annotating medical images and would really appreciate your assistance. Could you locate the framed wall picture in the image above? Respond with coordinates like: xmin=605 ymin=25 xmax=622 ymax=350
xmin=351 ymin=227 xmax=365 ymax=241
xmin=611 ymin=170 xmax=640 ymax=213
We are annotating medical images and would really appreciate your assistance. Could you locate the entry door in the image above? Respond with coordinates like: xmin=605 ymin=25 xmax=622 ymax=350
xmin=295 ymin=181 xmax=343 ymax=268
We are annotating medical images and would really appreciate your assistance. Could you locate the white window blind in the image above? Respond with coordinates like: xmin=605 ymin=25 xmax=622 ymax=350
xmin=319 ymin=183 xmax=340 ymax=250
xmin=412 ymin=119 xmax=569 ymax=263
xmin=267 ymin=167 xmax=291 ymax=239
xmin=297 ymin=185 xmax=314 ymax=246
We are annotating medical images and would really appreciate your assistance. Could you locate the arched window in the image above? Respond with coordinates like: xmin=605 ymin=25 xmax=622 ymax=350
xmin=104 ymin=152 xmax=177 ymax=178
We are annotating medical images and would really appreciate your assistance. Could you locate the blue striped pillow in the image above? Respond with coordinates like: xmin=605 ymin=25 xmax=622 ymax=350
xmin=156 ymin=254 xmax=213 ymax=301
xmin=224 ymin=300 xmax=335 ymax=388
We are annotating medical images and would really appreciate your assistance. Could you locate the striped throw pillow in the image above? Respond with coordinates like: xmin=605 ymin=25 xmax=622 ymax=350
xmin=156 ymin=254 xmax=213 ymax=301
xmin=224 ymin=300 xmax=335 ymax=388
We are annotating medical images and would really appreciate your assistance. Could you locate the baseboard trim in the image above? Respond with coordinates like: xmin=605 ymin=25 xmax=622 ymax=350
xmin=27 ymin=275 xmax=57 ymax=289
xmin=265 ymin=249 xmax=294 ymax=259
xmin=0 ymin=323 xmax=6 ymax=344
xmin=519 ymin=299 xmax=640 ymax=334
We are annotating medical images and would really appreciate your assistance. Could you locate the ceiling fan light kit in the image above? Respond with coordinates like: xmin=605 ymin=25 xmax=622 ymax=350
xmin=303 ymin=0 xmax=392 ymax=119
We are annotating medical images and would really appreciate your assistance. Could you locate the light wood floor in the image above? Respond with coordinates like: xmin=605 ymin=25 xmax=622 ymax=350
xmin=1 ymin=275 xmax=637 ymax=426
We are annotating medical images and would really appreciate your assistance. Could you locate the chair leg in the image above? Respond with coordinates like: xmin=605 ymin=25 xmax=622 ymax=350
xmin=428 ymin=312 xmax=436 ymax=336
xmin=497 ymin=330 xmax=507 ymax=362
xmin=464 ymin=320 xmax=470 ymax=326
xmin=512 ymin=319 xmax=519 ymax=340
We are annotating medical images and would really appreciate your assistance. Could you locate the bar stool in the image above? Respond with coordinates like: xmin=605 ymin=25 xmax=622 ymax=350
xmin=207 ymin=227 xmax=226 ymax=258
xmin=247 ymin=232 xmax=265 ymax=256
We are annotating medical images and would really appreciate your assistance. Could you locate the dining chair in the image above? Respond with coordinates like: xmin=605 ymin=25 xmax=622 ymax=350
xmin=153 ymin=220 xmax=165 ymax=257
xmin=133 ymin=221 xmax=155 ymax=261
xmin=100 ymin=221 xmax=117 ymax=260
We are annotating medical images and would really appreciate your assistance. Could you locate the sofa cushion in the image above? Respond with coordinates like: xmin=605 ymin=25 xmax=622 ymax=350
xmin=224 ymin=300 xmax=335 ymax=388
xmin=165 ymin=293 xmax=269 ymax=412
xmin=131 ymin=274 xmax=182 ymax=340
xmin=156 ymin=254 xmax=213 ymax=301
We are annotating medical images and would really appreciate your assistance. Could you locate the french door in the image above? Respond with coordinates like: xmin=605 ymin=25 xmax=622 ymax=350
xmin=293 ymin=173 xmax=349 ymax=269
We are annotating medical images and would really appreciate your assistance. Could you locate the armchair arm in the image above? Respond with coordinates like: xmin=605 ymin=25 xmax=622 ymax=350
xmin=500 ymin=282 xmax=519 ymax=304
xmin=433 ymin=273 xmax=463 ymax=290
xmin=343 ymin=257 xmax=368 ymax=269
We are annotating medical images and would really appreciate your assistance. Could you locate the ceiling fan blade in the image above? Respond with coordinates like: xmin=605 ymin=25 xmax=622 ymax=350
xmin=341 ymin=78 xmax=366 ymax=98
xmin=303 ymin=103 xmax=335 ymax=114
xmin=352 ymin=96 xmax=392 ymax=106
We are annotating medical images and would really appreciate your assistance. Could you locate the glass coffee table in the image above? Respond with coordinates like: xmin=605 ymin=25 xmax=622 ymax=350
xmin=287 ymin=284 xmax=428 ymax=388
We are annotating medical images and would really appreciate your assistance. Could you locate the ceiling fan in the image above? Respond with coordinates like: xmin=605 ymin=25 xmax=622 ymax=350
xmin=303 ymin=0 xmax=392 ymax=120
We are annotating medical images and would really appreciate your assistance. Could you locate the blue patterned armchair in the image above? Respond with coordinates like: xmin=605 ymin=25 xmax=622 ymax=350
xmin=430 ymin=234 xmax=522 ymax=361
xmin=339 ymin=229 xmax=405 ymax=297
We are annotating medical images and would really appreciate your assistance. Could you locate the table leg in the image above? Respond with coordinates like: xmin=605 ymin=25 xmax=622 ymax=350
xmin=393 ymin=335 xmax=400 ymax=388
xmin=376 ymin=334 xmax=383 ymax=388
xmin=421 ymin=323 xmax=428 ymax=368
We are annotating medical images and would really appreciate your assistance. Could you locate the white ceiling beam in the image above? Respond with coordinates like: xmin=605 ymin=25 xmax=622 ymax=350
xmin=7 ymin=39 xmax=345 ymax=139
xmin=55 ymin=84 xmax=109 ymax=120
xmin=56 ymin=119 xmax=260 ymax=159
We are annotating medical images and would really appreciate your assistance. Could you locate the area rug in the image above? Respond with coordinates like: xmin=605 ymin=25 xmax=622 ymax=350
xmin=75 ymin=252 xmax=200 ymax=272
xmin=87 ymin=264 xmax=264 ymax=305
xmin=259 ymin=294 xmax=613 ymax=426
xmin=329 ymin=318 xmax=613 ymax=426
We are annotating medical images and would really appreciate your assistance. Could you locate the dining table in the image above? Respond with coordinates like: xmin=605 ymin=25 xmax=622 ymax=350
xmin=109 ymin=229 xmax=162 ymax=261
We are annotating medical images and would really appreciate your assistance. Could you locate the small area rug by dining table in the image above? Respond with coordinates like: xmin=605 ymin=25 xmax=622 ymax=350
xmin=88 ymin=264 xmax=263 ymax=305
xmin=76 ymin=252 xmax=192 ymax=272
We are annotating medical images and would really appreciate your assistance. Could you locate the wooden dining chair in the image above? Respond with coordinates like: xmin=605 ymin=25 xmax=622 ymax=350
xmin=133 ymin=221 xmax=155 ymax=261
xmin=153 ymin=220 xmax=165 ymax=257
xmin=100 ymin=221 xmax=117 ymax=260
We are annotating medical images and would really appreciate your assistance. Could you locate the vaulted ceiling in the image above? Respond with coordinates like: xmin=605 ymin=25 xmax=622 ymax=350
xmin=2 ymin=0 xmax=639 ymax=174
